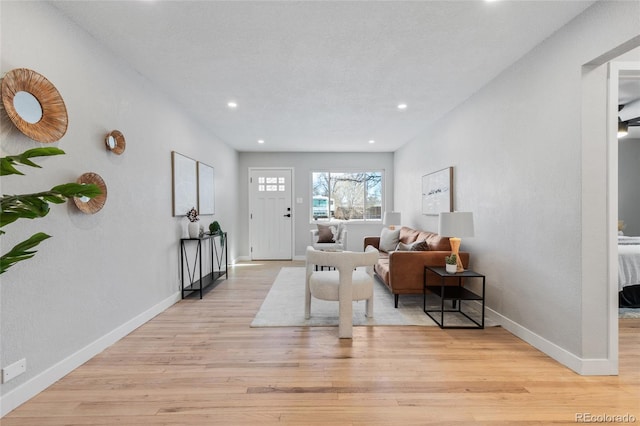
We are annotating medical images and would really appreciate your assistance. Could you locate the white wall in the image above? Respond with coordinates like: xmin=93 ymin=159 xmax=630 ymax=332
xmin=238 ymin=152 xmax=394 ymax=257
xmin=394 ymin=0 xmax=639 ymax=373
xmin=619 ymin=138 xmax=640 ymax=236
xmin=0 ymin=2 xmax=238 ymax=414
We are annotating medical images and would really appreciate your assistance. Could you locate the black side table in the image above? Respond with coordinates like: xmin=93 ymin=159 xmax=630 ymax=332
xmin=423 ymin=266 xmax=485 ymax=329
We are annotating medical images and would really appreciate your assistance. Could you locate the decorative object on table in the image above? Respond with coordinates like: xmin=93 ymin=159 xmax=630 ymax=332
xmin=105 ymin=130 xmax=126 ymax=154
xmin=383 ymin=211 xmax=401 ymax=230
xmin=422 ymin=167 xmax=453 ymax=215
xmin=208 ymin=220 xmax=225 ymax=246
xmin=1 ymin=68 xmax=68 ymax=143
xmin=618 ymin=220 xmax=626 ymax=236
xmin=186 ymin=207 xmax=199 ymax=238
xmin=445 ymin=254 xmax=458 ymax=274
xmin=0 ymin=148 xmax=101 ymax=275
xmin=197 ymin=161 xmax=215 ymax=215
xmin=73 ymin=172 xmax=107 ymax=214
xmin=171 ymin=151 xmax=197 ymax=217
xmin=438 ymin=211 xmax=474 ymax=273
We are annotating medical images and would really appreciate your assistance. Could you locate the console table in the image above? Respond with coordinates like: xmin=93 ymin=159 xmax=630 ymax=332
xmin=423 ymin=266 xmax=485 ymax=329
xmin=180 ymin=232 xmax=228 ymax=299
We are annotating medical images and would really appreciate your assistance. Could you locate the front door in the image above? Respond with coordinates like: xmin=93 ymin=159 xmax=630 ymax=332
xmin=249 ymin=168 xmax=293 ymax=260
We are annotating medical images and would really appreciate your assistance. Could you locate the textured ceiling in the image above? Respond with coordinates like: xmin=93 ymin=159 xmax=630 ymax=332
xmin=50 ymin=0 xmax=596 ymax=152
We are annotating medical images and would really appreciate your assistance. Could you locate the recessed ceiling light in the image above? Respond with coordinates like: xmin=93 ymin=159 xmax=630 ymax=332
xmin=257 ymin=139 xmax=265 ymax=144
xmin=227 ymin=101 xmax=237 ymax=109
xmin=369 ymin=140 xmax=375 ymax=144
xmin=397 ymin=103 xmax=407 ymax=110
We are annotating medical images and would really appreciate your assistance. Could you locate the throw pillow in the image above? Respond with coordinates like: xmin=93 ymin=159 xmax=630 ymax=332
xmin=396 ymin=239 xmax=429 ymax=251
xmin=410 ymin=239 xmax=429 ymax=251
xmin=397 ymin=242 xmax=412 ymax=251
xmin=379 ymin=228 xmax=400 ymax=252
xmin=317 ymin=224 xmax=337 ymax=243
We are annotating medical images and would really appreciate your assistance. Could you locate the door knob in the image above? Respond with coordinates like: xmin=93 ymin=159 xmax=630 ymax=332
xmin=283 ymin=213 xmax=291 ymax=217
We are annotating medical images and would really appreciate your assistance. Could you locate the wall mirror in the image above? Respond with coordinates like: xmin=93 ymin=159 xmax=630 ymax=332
xmin=13 ymin=91 xmax=43 ymax=123
xmin=105 ymin=130 xmax=126 ymax=154
xmin=1 ymin=68 xmax=68 ymax=143
xmin=73 ymin=172 xmax=107 ymax=214
xmin=172 ymin=151 xmax=198 ymax=217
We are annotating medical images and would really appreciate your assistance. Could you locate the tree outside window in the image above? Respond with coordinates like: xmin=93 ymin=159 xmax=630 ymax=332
xmin=311 ymin=171 xmax=382 ymax=221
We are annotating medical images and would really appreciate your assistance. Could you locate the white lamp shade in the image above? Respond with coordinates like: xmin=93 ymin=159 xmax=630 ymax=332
xmin=383 ymin=211 xmax=402 ymax=227
xmin=438 ymin=212 xmax=474 ymax=237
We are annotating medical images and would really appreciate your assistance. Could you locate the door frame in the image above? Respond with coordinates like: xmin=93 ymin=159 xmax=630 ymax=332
xmin=248 ymin=167 xmax=295 ymax=260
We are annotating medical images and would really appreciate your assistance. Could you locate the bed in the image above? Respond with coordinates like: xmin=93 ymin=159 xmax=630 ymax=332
xmin=618 ymin=236 xmax=640 ymax=308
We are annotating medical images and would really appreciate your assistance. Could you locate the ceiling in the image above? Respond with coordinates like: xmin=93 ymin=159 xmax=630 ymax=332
xmin=50 ymin=0 xmax=598 ymax=152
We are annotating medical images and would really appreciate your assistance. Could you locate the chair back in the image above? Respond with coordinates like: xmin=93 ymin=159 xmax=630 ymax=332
xmin=305 ymin=245 xmax=378 ymax=275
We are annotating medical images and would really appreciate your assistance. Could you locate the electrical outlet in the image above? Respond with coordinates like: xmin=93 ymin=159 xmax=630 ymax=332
xmin=2 ymin=358 xmax=26 ymax=383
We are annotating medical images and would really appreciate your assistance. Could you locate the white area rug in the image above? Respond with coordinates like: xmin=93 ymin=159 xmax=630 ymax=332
xmin=251 ymin=267 xmax=493 ymax=328
xmin=619 ymin=308 xmax=640 ymax=319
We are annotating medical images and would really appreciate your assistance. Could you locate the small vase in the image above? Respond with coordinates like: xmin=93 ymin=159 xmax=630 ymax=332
xmin=188 ymin=221 xmax=200 ymax=238
xmin=445 ymin=264 xmax=457 ymax=274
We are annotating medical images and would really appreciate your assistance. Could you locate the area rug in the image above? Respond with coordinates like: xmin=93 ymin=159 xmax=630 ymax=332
xmin=251 ymin=267 xmax=493 ymax=328
xmin=619 ymin=308 xmax=640 ymax=319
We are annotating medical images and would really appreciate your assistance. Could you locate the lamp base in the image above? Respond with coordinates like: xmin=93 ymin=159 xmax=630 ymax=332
xmin=449 ymin=237 xmax=464 ymax=272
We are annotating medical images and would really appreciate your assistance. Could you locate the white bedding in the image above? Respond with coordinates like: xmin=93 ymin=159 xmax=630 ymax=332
xmin=618 ymin=237 xmax=640 ymax=292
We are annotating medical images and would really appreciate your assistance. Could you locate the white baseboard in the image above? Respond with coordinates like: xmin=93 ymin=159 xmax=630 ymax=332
xmin=486 ymin=307 xmax=617 ymax=375
xmin=0 ymin=292 xmax=181 ymax=417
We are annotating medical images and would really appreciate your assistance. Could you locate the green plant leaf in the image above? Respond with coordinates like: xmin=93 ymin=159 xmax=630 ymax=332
xmin=51 ymin=183 xmax=102 ymax=198
xmin=0 ymin=232 xmax=52 ymax=274
xmin=1 ymin=147 xmax=66 ymax=176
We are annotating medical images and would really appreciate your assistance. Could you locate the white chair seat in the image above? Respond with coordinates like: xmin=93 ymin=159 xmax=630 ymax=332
xmin=309 ymin=270 xmax=374 ymax=301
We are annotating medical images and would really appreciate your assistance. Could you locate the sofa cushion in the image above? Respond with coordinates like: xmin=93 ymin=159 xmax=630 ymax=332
xmin=374 ymin=258 xmax=390 ymax=284
xmin=399 ymin=226 xmax=421 ymax=244
xmin=379 ymin=228 xmax=400 ymax=252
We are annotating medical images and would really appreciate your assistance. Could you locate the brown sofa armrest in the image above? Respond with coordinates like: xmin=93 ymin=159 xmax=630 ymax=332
xmin=364 ymin=236 xmax=380 ymax=251
xmin=387 ymin=250 xmax=470 ymax=292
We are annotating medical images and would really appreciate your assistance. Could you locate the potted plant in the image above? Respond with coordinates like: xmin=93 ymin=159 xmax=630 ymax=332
xmin=208 ymin=220 xmax=225 ymax=247
xmin=186 ymin=207 xmax=200 ymax=238
xmin=445 ymin=254 xmax=457 ymax=274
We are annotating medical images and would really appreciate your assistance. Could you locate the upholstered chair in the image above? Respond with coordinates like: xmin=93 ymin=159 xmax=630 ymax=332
xmin=310 ymin=222 xmax=348 ymax=251
xmin=305 ymin=245 xmax=379 ymax=338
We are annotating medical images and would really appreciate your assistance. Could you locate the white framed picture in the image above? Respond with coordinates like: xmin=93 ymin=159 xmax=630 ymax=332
xmin=422 ymin=167 xmax=453 ymax=215
xmin=197 ymin=161 xmax=215 ymax=215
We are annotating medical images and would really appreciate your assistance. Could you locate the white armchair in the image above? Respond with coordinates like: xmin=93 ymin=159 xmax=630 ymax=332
xmin=305 ymin=245 xmax=379 ymax=338
xmin=310 ymin=222 xmax=347 ymax=251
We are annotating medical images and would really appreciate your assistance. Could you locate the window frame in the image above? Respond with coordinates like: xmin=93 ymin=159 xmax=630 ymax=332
xmin=309 ymin=169 xmax=385 ymax=223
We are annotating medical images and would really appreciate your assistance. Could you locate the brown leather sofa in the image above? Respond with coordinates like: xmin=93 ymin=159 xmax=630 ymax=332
xmin=364 ymin=226 xmax=469 ymax=308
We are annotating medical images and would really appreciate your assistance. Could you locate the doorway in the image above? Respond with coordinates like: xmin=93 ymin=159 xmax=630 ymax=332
xmin=248 ymin=168 xmax=293 ymax=260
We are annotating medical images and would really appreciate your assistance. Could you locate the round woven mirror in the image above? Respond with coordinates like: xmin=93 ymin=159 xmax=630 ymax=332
xmin=105 ymin=130 xmax=126 ymax=154
xmin=1 ymin=68 xmax=68 ymax=143
xmin=73 ymin=172 xmax=107 ymax=214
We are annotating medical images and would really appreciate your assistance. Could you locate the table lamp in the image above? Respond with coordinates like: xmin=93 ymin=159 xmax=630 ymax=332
xmin=383 ymin=212 xmax=402 ymax=230
xmin=438 ymin=211 xmax=474 ymax=272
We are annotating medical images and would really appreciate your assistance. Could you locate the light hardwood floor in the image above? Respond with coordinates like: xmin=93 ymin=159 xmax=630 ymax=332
xmin=4 ymin=261 xmax=639 ymax=425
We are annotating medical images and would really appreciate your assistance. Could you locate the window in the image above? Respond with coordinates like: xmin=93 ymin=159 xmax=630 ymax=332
xmin=311 ymin=171 xmax=383 ymax=221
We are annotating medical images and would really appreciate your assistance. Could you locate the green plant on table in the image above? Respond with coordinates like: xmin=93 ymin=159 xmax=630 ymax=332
xmin=208 ymin=220 xmax=225 ymax=247
xmin=445 ymin=253 xmax=457 ymax=265
xmin=1 ymin=147 xmax=101 ymax=275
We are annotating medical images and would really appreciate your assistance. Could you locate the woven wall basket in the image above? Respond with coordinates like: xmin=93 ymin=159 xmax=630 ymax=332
xmin=1 ymin=68 xmax=68 ymax=143
xmin=74 ymin=172 xmax=107 ymax=214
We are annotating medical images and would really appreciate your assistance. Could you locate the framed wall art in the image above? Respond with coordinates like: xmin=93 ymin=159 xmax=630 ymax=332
xmin=422 ymin=167 xmax=453 ymax=215
xmin=197 ymin=161 xmax=215 ymax=215
xmin=172 ymin=151 xmax=198 ymax=217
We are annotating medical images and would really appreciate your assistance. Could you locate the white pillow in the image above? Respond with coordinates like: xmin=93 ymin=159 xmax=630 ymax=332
xmin=379 ymin=228 xmax=400 ymax=252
